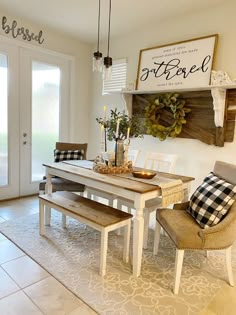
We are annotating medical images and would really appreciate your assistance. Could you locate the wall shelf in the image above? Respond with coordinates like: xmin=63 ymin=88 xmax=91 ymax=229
xmin=120 ymin=85 xmax=236 ymax=147
xmin=121 ymin=84 xmax=236 ymax=95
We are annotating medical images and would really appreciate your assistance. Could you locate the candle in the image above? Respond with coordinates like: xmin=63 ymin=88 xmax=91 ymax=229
xmin=126 ymin=127 xmax=130 ymax=141
xmin=115 ymin=118 xmax=121 ymax=138
xmin=103 ymin=106 xmax=107 ymax=121
xmin=100 ymin=124 xmax=105 ymax=154
xmin=101 ymin=124 xmax=104 ymax=141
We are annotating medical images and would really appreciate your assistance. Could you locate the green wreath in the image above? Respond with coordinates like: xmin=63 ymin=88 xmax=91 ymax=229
xmin=145 ymin=93 xmax=191 ymax=141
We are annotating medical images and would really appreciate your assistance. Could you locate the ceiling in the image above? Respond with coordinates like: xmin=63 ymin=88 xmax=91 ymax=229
xmin=0 ymin=0 xmax=227 ymax=44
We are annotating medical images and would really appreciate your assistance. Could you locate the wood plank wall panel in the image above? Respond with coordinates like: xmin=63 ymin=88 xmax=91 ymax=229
xmin=225 ymin=89 xmax=236 ymax=142
xmin=132 ymin=89 xmax=236 ymax=146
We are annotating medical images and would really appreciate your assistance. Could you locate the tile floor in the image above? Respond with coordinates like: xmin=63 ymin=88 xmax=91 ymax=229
xmin=1 ymin=196 xmax=236 ymax=315
xmin=0 ymin=195 xmax=97 ymax=315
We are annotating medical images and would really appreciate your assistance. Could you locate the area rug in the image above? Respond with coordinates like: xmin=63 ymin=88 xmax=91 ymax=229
xmin=0 ymin=211 xmax=235 ymax=315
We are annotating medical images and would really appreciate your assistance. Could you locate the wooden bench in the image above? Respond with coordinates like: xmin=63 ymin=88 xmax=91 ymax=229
xmin=38 ymin=191 xmax=133 ymax=276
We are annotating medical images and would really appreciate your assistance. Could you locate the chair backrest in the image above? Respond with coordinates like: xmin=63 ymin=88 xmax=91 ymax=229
xmin=128 ymin=149 xmax=140 ymax=166
xmin=198 ymin=161 xmax=236 ymax=248
xmin=55 ymin=142 xmax=88 ymax=159
xmin=144 ymin=152 xmax=178 ymax=173
xmin=213 ymin=160 xmax=236 ymax=185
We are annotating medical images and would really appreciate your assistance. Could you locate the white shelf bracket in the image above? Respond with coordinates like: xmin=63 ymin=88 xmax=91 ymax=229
xmin=121 ymin=93 xmax=133 ymax=117
xmin=211 ymin=87 xmax=226 ymax=127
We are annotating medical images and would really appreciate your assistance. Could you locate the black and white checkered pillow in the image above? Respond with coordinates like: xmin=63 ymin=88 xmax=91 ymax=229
xmin=187 ymin=172 xmax=236 ymax=229
xmin=54 ymin=149 xmax=85 ymax=162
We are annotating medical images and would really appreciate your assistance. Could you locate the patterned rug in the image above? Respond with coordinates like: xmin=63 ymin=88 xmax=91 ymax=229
xmin=0 ymin=211 xmax=234 ymax=315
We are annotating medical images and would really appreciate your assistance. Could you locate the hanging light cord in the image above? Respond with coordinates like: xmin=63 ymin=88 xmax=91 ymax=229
xmin=107 ymin=0 xmax=111 ymax=56
xmin=97 ymin=0 xmax=101 ymax=52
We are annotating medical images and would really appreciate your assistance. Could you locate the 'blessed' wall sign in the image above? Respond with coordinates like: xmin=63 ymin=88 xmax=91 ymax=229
xmin=2 ymin=16 xmax=44 ymax=44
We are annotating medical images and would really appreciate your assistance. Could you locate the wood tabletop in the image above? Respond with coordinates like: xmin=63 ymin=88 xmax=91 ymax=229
xmin=43 ymin=161 xmax=194 ymax=194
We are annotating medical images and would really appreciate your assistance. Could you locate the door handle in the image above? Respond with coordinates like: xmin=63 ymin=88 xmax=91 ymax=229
xmin=23 ymin=141 xmax=27 ymax=145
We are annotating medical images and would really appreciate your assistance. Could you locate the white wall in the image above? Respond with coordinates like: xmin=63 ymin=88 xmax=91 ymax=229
xmin=89 ymin=0 xmax=236 ymax=192
xmin=0 ymin=10 xmax=92 ymax=143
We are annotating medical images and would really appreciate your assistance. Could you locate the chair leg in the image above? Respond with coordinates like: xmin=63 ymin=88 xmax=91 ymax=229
xmin=100 ymin=230 xmax=108 ymax=277
xmin=173 ymin=249 xmax=184 ymax=294
xmin=45 ymin=206 xmax=51 ymax=226
xmin=117 ymin=199 xmax=122 ymax=210
xmin=225 ymin=246 xmax=234 ymax=286
xmin=108 ymin=198 xmax=114 ymax=207
xmin=127 ymin=207 xmax=132 ymax=214
xmin=86 ymin=191 xmax=92 ymax=200
xmin=123 ymin=220 xmax=131 ymax=263
xmin=153 ymin=222 xmax=161 ymax=255
xmin=62 ymin=214 xmax=67 ymax=227
xmin=116 ymin=199 xmax=123 ymax=235
xmin=39 ymin=200 xmax=45 ymax=236
xmin=143 ymin=210 xmax=150 ymax=249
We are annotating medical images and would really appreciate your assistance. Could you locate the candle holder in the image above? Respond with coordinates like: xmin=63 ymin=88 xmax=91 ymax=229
xmin=123 ymin=139 xmax=130 ymax=163
xmin=114 ymin=138 xmax=124 ymax=167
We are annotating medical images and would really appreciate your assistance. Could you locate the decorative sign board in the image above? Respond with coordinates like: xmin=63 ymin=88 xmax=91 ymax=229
xmin=136 ymin=34 xmax=218 ymax=91
xmin=1 ymin=16 xmax=44 ymax=44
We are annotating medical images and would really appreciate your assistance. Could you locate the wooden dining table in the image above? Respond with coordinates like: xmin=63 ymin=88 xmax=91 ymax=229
xmin=43 ymin=160 xmax=194 ymax=277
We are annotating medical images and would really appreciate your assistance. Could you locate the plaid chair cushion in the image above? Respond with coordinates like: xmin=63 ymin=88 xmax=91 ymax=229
xmin=187 ymin=172 xmax=236 ymax=228
xmin=54 ymin=149 xmax=85 ymax=162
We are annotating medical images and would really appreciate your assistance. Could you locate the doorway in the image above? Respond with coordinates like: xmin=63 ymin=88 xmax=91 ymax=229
xmin=0 ymin=40 xmax=72 ymax=200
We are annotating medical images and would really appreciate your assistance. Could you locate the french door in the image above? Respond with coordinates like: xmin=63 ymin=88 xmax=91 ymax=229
xmin=0 ymin=40 xmax=72 ymax=200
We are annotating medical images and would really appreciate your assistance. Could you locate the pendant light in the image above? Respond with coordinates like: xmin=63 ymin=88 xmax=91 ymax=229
xmin=93 ymin=0 xmax=103 ymax=72
xmin=103 ymin=0 xmax=112 ymax=80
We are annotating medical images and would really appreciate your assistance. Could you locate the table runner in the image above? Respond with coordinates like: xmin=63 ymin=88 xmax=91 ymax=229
xmin=62 ymin=160 xmax=93 ymax=169
xmin=62 ymin=160 xmax=184 ymax=205
xmin=115 ymin=173 xmax=184 ymax=206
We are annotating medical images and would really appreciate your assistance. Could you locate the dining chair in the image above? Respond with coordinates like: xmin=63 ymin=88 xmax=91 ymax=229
xmin=85 ymin=149 xmax=141 ymax=206
xmin=39 ymin=142 xmax=88 ymax=226
xmin=127 ymin=149 xmax=141 ymax=166
xmin=39 ymin=142 xmax=87 ymax=194
xmin=153 ymin=160 xmax=236 ymax=294
xmin=117 ymin=151 xmax=178 ymax=248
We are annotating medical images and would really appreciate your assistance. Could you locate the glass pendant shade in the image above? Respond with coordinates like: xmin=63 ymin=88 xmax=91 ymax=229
xmin=93 ymin=51 xmax=103 ymax=72
xmin=103 ymin=56 xmax=112 ymax=80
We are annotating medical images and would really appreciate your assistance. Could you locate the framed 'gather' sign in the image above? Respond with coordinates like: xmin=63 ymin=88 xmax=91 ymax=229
xmin=136 ymin=34 xmax=218 ymax=91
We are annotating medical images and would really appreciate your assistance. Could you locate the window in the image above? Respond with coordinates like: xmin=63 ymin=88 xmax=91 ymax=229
xmin=103 ymin=58 xmax=127 ymax=94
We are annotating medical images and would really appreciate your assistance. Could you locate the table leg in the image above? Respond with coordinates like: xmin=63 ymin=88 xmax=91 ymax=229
xmin=132 ymin=195 xmax=145 ymax=277
xmin=45 ymin=173 xmax=52 ymax=225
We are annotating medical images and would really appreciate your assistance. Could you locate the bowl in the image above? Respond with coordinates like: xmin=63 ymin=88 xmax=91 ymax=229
xmin=131 ymin=171 xmax=156 ymax=179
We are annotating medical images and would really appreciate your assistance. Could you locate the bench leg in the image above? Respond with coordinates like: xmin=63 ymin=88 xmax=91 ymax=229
xmin=39 ymin=200 xmax=45 ymax=236
xmin=100 ymin=230 xmax=108 ymax=277
xmin=123 ymin=220 xmax=131 ymax=263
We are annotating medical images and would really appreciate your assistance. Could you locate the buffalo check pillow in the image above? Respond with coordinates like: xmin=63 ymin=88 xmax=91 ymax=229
xmin=54 ymin=149 xmax=85 ymax=162
xmin=187 ymin=172 xmax=236 ymax=229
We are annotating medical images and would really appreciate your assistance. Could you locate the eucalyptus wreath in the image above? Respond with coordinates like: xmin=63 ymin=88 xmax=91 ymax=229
xmin=145 ymin=93 xmax=191 ymax=141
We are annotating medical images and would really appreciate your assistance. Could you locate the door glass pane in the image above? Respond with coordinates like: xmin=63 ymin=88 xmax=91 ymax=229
xmin=0 ymin=54 xmax=8 ymax=186
xmin=31 ymin=61 xmax=60 ymax=182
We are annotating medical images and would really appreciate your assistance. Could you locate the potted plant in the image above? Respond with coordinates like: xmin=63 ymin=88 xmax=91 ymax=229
xmin=96 ymin=108 xmax=143 ymax=166
xmin=96 ymin=108 xmax=143 ymax=141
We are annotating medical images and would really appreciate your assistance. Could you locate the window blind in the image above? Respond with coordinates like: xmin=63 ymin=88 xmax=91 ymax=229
xmin=103 ymin=58 xmax=127 ymax=94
